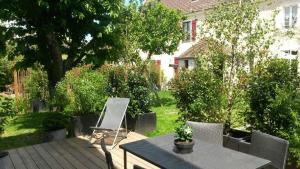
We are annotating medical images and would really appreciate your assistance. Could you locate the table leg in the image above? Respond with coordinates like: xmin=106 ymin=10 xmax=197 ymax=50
xmin=124 ymin=150 xmax=127 ymax=169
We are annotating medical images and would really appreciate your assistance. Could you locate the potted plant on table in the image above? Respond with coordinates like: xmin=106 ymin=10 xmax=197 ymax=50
xmin=42 ymin=113 xmax=70 ymax=141
xmin=174 ymin=124 xmax=195 ymax=154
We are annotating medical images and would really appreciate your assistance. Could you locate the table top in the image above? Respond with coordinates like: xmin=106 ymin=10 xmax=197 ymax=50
xmin=120 ymin=134 xmax=271 ymax=169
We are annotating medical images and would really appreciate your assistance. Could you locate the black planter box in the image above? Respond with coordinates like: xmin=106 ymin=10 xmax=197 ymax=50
xmin=71 ymin=114 xmax=99 ymax=137
xmin=127 ymin=112 xmax=157 ymax=135
xmin=223 ymin=129 xmax=251 ymax=151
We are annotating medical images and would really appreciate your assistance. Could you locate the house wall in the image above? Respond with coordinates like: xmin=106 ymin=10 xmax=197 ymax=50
xmin=150 ymin=0 xmax=300 ymax=84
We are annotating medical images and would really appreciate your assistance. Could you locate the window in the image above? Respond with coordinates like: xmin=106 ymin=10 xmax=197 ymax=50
xmin=284 ymin=50 xmax=298 ymax=56
xmin=284 ymin=5 xmax=298 ymax=28
xmin=184 ymin=60 xmax=189 ymax=69
xmin=183 ymin=21 xmax=191 ymax=41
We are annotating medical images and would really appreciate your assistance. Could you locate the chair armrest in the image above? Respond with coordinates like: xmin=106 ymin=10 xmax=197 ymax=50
xmin=238 ymin=141 xmax=251 ymax=154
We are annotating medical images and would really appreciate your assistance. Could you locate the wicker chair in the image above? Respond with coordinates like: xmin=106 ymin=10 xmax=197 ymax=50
xmin=100 ymin=138 xmax=145 ymax=169
xmin=187 ymin=121 xmax=223 ymax=146
xmin=239 ymin=130 xmax=289 ymax=169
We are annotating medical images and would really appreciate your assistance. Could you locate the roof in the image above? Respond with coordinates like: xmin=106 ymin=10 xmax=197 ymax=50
xmin=178 ymin=40 xmax=207 ymax=59
xmin=160 ymin=0 xmax=219 ymax=13
xmin=178 ymin=39 xmax=230 ymax=59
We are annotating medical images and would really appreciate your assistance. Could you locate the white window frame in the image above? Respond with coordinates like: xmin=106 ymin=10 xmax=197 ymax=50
xmin=284 ymin=5 xmax=298 ymax=29
xmin=183 ymin=21 xmax=192 ymax=42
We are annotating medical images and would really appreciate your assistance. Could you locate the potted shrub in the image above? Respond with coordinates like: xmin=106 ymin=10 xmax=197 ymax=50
xmin=174 ymin=124 xmax=194 ymax=154
xmin=106 ymin=65 xmax=156 ymax=134
xmin=42 ymin=113 xmax=70 ymax=141
xmin=54 ymin=66 xmax=107 ymax=136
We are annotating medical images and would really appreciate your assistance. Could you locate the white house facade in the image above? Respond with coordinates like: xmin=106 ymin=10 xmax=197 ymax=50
xmin=148 ymin=0 xmax=300 ymax=84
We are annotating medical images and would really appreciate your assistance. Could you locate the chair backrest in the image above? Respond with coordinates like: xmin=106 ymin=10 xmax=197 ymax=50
xmin=100 ymin=98 xmax=130 ymax=130
xmin=250 ymin=130 xmax=289 ymax=169
xmin=100 ymin=138 xmax=114 ymax=169
xmin=187 ymin=121 xmax=223 ymax=145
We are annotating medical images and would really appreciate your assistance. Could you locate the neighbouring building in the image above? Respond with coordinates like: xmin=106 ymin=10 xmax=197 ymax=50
xmin=146 ymin=0 xmax=300 ymax=84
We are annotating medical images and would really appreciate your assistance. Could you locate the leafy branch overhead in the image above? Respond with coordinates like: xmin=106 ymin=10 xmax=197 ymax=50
xmin=125 ymin=1 xmax=185 ymax=59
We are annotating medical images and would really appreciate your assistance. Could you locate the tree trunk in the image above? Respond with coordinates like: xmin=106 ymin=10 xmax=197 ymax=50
xmin=45 ymin=32 xmax=64 ymax=98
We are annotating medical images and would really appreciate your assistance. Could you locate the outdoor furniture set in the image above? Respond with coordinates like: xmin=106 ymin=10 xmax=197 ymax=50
xmin=91 ymin=98 xmax=289 ymax=169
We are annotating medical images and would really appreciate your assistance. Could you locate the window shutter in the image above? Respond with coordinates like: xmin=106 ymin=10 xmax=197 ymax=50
xmin=156 ymin=60 xmax=161 ymax=66
xmin=192 ymin=20 xmax=197 ymax=41
xmin=174 ymin=57 xmax=179 ymax=65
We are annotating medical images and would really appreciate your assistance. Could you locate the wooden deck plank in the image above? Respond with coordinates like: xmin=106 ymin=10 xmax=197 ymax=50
xmin=0 ymin=155 xmax=15 ymax=169
xmin=24 ymin=146 xmax=51 ymax=169
xmin=4 ymin=132 xmax=153 ymax=169
xmin=8 ymin=149 xmax=26 ymax=169
xmin=56 ymin=140 xmax=100 ymax=169
xmin=70 ymin=138 xmax=118 ymax=168
xmin=16 ymin=148 xmax=38 ymax=169
xmin=33 ymin=144 xmax=63 ymax=169
xmin=40 ymin=143 xmax=75 ymax=169
xmin=64 ymin=139 xmax=107 ymax=169
xmin=48 ymin=142 xmax=88 ymax=169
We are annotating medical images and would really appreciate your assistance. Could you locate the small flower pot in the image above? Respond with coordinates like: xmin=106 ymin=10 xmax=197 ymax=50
xmin=174 ymin=139 xmax=195 ymax=154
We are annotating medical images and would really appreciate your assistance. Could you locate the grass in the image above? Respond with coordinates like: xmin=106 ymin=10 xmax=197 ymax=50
xmin=0 ymin=112 xmax=49 ymax=150
xmin=146 ymin=91 xmax=179 ymax=137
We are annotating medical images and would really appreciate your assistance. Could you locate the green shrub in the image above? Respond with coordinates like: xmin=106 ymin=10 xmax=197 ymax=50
xmin=105 ymin=65 xmax=152 ymax=118
xmin=170 ymin=66 xmax=226 ymax=123
xmin=55 ymin=65 xmax=107 ymax=115
xmin=24 ymin=64 xmax=49 ymax=103
xmin=0 ymin=57 xmax=13 ymax=92
xmin=0 ymin=95 xmax=16 ymax=134
xmin=175 ymin=123 xmax=193 ymax=142
xmin=42 ymin=112 xmax=70 ymax=132
xmin=246 ymin=59 xmax=300 ymax=166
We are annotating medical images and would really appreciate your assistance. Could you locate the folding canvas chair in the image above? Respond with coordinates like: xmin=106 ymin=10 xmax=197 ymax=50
xmin=90 ymin=98 xmax=130 ymax=149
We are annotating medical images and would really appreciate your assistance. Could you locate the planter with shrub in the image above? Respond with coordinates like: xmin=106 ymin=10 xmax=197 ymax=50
xmin=106 ymin=65 xmax=157 ymax=134
xmin=42 ymin=112 xmax=70 ymax=141
xmin=55 ymin=66 xmax=107 ymax=136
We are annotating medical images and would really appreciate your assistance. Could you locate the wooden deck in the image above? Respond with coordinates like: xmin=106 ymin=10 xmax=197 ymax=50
xmin=0 ymin=132 xmax=159 ymax=169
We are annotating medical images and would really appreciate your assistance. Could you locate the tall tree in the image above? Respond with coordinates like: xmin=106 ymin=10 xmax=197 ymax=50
xmin=0 ymin=0 xmax=123 ymax=95
xmin=202 ymin=0 xmax=276 ymax=128
xmin=125 ymin=0 xmax=185 ymax=60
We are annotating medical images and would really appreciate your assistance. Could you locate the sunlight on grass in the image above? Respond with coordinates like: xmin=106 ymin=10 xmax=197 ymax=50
xmin=0 ymin=113 xmax=48 ymax=150
xmin=146 ymin=91 xmax=179 ymax=137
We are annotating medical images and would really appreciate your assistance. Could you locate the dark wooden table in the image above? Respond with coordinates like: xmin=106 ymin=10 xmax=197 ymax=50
xmin=119 ymin=134 xmax=271 ymax=169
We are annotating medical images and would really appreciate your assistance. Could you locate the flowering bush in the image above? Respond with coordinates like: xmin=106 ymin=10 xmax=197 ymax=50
xmin=175 ymin=124 xmax=193 ymax=142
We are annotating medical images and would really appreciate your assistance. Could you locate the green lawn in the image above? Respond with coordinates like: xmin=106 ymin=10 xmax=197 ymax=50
xmin=146 ymin=91 xmax=179 ymax=137
xmin=0 ymin=113 xmax=49 ymax=150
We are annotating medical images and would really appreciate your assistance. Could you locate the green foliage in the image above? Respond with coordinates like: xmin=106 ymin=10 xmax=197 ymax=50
xmin=42 ymin=112 xmax=70 ymax=132
xmin=124 ymin=0 xmax=185 ymax=59
xmin=148 ymin=62 xmax=164 ymax=89
xmin=0 ymin=96 xmax=16 ymax=134
xmin=24 ymin=64 xmax=49 ymax=103
xmin=175 ymin=123 xmax=193 ymax=142
xmin=0 ymin=57 xmax=14 ymax=92
xmin=55 ymin=65 xmax=107 ymax=115
xmin=202 ymin=0 xmax=275 ymax=127
xmin=105 ymin=65 xmax=152 ymax=118
xmin=0 ymin=0 xmax=124 ymax=90
xmin=171 ymin=61 xmax=226 ymax=123
xmin=13 ymin=97 xmax=29 ymax=114
xmin=247 ymin=59 xmax=300 ymax=165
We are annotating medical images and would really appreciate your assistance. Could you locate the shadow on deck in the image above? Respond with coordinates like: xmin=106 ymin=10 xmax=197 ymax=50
xmin=0 ymin=132 xmax=158 ymax=169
